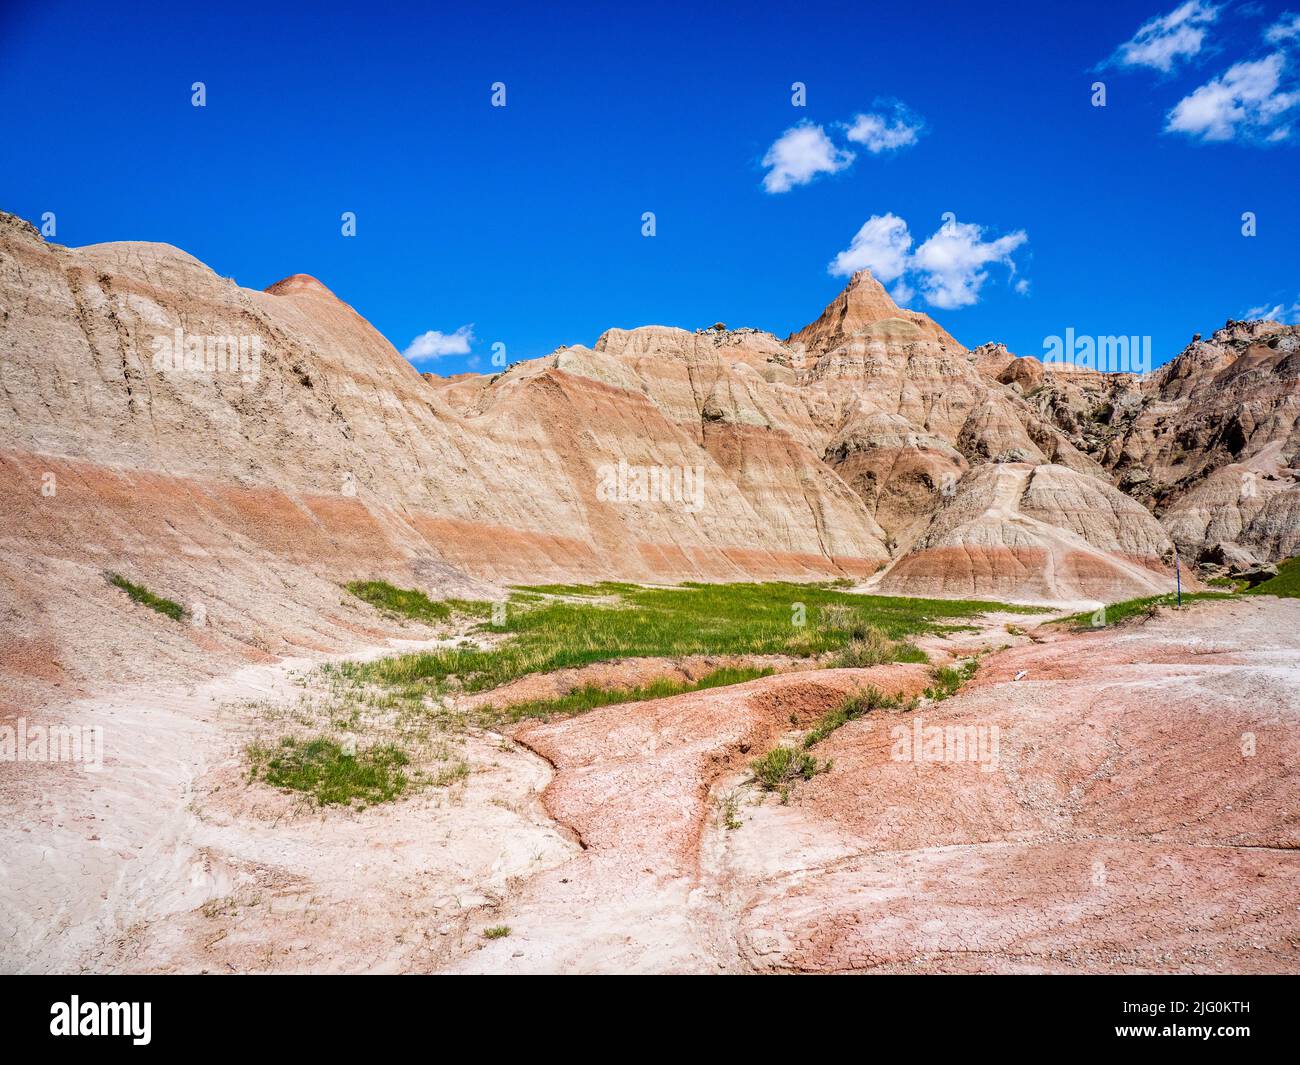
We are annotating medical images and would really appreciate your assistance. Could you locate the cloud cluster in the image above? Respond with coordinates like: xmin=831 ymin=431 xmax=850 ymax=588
xmin=1166 ymin=52 xmax=1298 ymax=142
xmin=1110 ymin=1 xmax=1220 ymax=73
xmin=843 ymin=102 xmax=925 ymax=153
xmin=829 ymin=213 xmax=1028 ymax=310
xmin=761 ymin=102 xmax=923 ymax=193
xmin=1106 ymin=3 xmax=1300 ymax=144
xmin=1265 ymin=12 xmax=1300 ymax=45
xmin=761 ymin=124 xmax=855 ymax=193
xmin=403 ymin=324 xmax=475 ymax=361
xmin=1244 ymin=295 xmax=1300 ymax=323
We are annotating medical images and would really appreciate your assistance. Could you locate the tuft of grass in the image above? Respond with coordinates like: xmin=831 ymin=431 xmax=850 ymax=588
xmin=1055 ymin=591 xmax=1232 ymax=629
xmin=751 ymin=746 xmax=822 ymax=791
xmin=1243 ymin=556 xmax=1300 ymax=598
xmin=107 ymin=573 xmax=185 ymax=621
xmin=487 ymin=666 xmax=772 ymax=723
xmin=924 ymin=658 xmax=979 ymax=701
xmin=483 ymin=925 xmax=511 ymax=939
xmin=246 ymin=736 xmax=411 ymax=806
xmin=803 ymin=686 xmax=901 ymax=748
xmin=827 ymin=624 xmax=894 ymax=667
xmin=345 ymin=580 xmax=492 ymax=625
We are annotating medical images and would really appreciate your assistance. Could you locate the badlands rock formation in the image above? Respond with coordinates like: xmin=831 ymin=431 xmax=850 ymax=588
xmin=4 ymin=209 xmax=1294 ymax=702
xmin=984 ymin=321 xmax=1300 ymax=567
xmin=878 ymin=462 xmax=1175 ymax=601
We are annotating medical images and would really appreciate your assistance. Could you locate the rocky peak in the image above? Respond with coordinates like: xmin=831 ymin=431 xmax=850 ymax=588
xmin=786 ymin=268 xmax=963 ymax=356
xmin=264 ymin=273 xmax=340 ymax=300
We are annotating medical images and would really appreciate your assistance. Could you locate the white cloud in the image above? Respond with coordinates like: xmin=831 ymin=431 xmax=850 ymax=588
xmin=1265 ymin=12 xmax=1300 ymax=44
xmin=911 ymin=218 xmax=1029 ymax=309
xmin=1244 ymin=296 xmax=1300 ymax=322
xmin=761 ymin=123 xmax=854 ymax=193
xmin=827 ymin=213 xmax=1028 ymax=310
xmin=843 ymin=103 xmax=924 ymax=153
xmin=1165 ymin=52 xmax=1299 ymax=141
xmin=827 ymin=213 xmax=913 ymax=280
xmin=403 ymin=324 xmax=475 ymax=361
xmin=1110 ymin=1 xmax=1220 ymax=72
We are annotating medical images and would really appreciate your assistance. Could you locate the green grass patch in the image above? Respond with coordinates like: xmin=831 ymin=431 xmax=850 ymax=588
xmin=345 ymin=580 xmax=492 ymax=624
xmin=1244 ymin=556 xmax=1300 ymax=598
xmin=351 ymin=581 xmax=1029 ymax=699
xmin=487 ymin=665 xmax=773 ymax=723
xmin=483 ymin=925 xmax=511 ymax=939
xmin=107 ymin=573 xmax=184 ymax=621
xmin=803 ymin=686 xmax=902 ymax=748
xmin=1055 ymin=591 xmax=1232 ymax=629
xmin=246 ymin=735 xmax=411 ymax=806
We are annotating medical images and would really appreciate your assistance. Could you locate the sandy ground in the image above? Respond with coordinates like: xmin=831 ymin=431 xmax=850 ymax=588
xmin=0 ymin=637 xmax=575 ymax=973
xmin=1 ymin=597 xmax=1296 ymax=974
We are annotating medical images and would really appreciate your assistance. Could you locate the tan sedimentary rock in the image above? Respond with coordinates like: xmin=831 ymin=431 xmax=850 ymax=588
xmin=1005 ymin=321 xmax=1300 ymax=562
xmin=1 ymin=208 xmax=1290 ymax=703
xmin=878 ymin=463 xmax=1182 ymax=603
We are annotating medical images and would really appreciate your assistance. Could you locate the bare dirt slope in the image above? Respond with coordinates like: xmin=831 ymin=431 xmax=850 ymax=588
xmin=457 ymin=596 xmax=1299 ymax=974
xmin=6 ymin=596 xmax=1285 ymax=974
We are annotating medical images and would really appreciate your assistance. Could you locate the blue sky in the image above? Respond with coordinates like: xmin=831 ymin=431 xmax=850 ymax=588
xmin=1 ymin=0 xmax=1297 ymax=374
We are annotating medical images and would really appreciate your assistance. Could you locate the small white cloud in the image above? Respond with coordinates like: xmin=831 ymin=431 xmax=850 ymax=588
xmin=1014 ymin=278 xmax=1031 ymax=296
xmin=761 ymin=123 xmax=854 ymax=193
xmin=1265 ymin=12 xmax=1300 ymax=44
xmin=1165 ymin=52 xmax=1299 ymax=142
xmin=843 ymin=102 xmax=924 ymax=154
xmin=910 ymin=218 xmax=1028 ymax=310
xmin=827 ymin=213 xmax=1027 ymax=309
xmin=827 ymin=213 xmax=913 ymax=280
xmin=1110 ymin=1 xmax=1220 ymax=72
xmin=403 ymin=324 xmax=475 ymax=361
xmin=890 ymin=279 xmax=916 ymax=306
xmin=1244 ymin=296 xmax=1300 ymax=322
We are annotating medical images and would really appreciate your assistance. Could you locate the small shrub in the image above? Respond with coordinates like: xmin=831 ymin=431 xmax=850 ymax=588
xmin=751 ymin=746 xmax=821 ymax=791
xmin=924 ymin=659 xmax=979 ymax=701
xmin=483 ymin=925 xmax=511 ymax=939
xmin=829 ymin=625 xmax=894 ymax=667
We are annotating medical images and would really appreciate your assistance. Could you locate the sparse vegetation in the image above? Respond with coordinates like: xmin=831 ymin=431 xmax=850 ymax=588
xmin=1055 ymin=591 xmax=1232 ymax=629
xmin=245 ymin=736 xmax=412 ymax=806
xmin=483 ymin=925 xmax=511 ymax=939
xmin=751 ymin=745 xmax=823 ymax=792
xmin=717 ymin=789 xmax=743 ymax=830
xmin=345 ymin=579 xmax=491 ymax=624
xmin=803 ymin=686 xmax=901 ymax=748
xmin=107 ymin=572 xmax=185 ymax=621
xmin=1243 ymin=556 xmax=1300 ymax=598
xmin=486 ymin=666 xmax=773 ymax=723
xmin=924 ymin=658 xmax=980 ymax=701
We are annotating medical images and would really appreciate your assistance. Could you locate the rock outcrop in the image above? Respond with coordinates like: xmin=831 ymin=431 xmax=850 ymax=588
xmin=998 ymin=321 xmax=1300 ymax=564
xmin=878 ymin=463 xmax=1181 ymax=603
